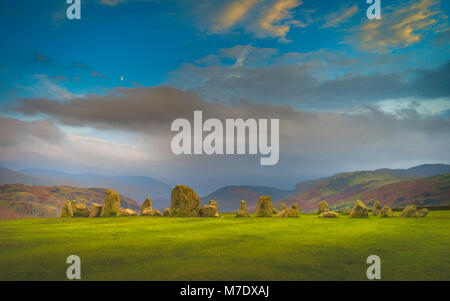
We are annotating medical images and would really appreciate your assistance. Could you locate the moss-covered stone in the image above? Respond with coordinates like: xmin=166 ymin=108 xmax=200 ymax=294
xmin=292 ymin=202 xmax=301 ymax=213
xmin=255 ymin=195 xmax=275 ymax=217
xmin=209 ymin=200 xmax=218 ymax=211
xmin=236 ymin=200 xmax=249 ymax=217
xmin=100 ymin=190 xmax=121 ymax=217
xmin=199 ymin=204 xmax=219 ymax=217
xmin=170 ymin=185 xmax=201 ymax=217
xmin=89 ymin=203 xmax=102 ymax=217
xmin=280 ymin=203 xmax=287 ymax=211
xmin=372 ymin=200 xmax=382 ymax=216
xmin=349 ymin=200 xmax=368 ymax=218
xmin=73 ymin=203 xmax=90 ymax=217
xmin=319 ymin=211 xmax=339 ymax=218
xmin=414 ymin=208 xmax=428 ymax=218
xmin=399 ymin=205 xmax=417 ymax=218
xmin=60 ymin=200 xmax=75 ymax=217
xmin=163 ymin=208 xmax=170 ymax=216
xmin=122 ymin=208 xmax=137 ymax=216
xmin=317 ymin=201 xmax=329 ymax=214
xmin=380 ymin=206 xmax=393 ymax=217
xmin=277 ymin=208 xmax=299 ymax=218
xmin=153 ymin=210 xmax=162 ymax=216
xmin=141 ymin=197 xmax=154 ymax=216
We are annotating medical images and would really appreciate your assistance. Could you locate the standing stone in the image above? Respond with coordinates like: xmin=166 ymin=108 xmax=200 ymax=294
xmin=319 ymin=211 xmax=339 ymax=218
xmin=209 ymin=200 xmax=218 ymax=211
xmin=141 ymin=197 xmax=154 ymax=216
xmin=61 ymin=200 xmax=75 ymax=217
xmin=153 ymin=210 xmax=162 ymax=216
xmin=199 ymin=204 xmax=219 ymax=217
xmin=414 ymin=208 xmax=428 ymax=218
xmin=372 ymin=200 xmax=382 ymax=216
xmin=163 ymin=208 xmax=170 ymax=216
xmin=380 ymin=206 xmax=393 ymax=218
xmin=317 ymin=201 xmax=329 ymax=214
xmin=292 ymin=202 xmax=301 ymax=213
xmin=171 ymin=185 xmax=201 ymax=217
xmin=73 ymin=203 xmax=90 ymax=217
xmin=280 ymin=203 xmax=287 ymax=211
xmin=277 ymin=208 xmax=299 ymax=218
xmin=89 ymin=203 xmax=103 ymax=217
xmin=236 ymin=200 xmax=249 ymax=217
xmin=349 ymin=200 xmax=368 ymax=218
xmin=100 ymin=189 xmax=121 ymax=217
xmin=122 ymin=208 xmax=137 ymax=216
xmin=399 ymin=205 xmax=417 ymax=218
xmin=255 ymin=195 xmax=275 ymax=217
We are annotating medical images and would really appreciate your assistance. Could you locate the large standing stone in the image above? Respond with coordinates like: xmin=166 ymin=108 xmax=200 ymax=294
xmin=199 ymin=204 xmax=219 ymax=217
xmin=61 ymin=200 xmax=75 ymax=217
xmin=372 ymin=200 xmax=382 ymax=216
xmin=89 ymin=203 xmax=103 ymax=217
xmin=280 ymin=203 xmax=287 ymax=211
xmin=171 ymin=185 xmax=201 ymax=217
xmin=349 ymin=200 xmax=368 ymax=218
xmin=380 ymin=206 xmax=393 ymax=218
xmin=255 ymin=195 xmax=275 ymax=217
xmin=399 ymin=205 xmax=417 ymax=218
xmin=141 ymin=197 xmax=154 ymax=216
xmin=73 ymin=203 xmax=90 ymax=217
xmin=100 ymin=189 xmax=121 ymax=217
xmin=236 ymin=200 xmax=249 ymax=217
xmin=319 ymin=211 xmax=339 ymax=218
xmin=277 ymin=208 xmax=299 ymax=218
xmin=317 ymin=201 xmax=329 ymax=214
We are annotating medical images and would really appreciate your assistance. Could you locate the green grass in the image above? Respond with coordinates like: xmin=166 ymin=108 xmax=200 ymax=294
xmin=0 ymin=211 xmax=449 ymax=281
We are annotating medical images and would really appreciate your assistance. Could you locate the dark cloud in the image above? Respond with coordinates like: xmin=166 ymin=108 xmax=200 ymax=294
xmin=0 ymin=118 xmax=65 ymax=147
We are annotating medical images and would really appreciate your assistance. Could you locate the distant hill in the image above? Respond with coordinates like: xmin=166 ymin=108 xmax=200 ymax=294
xmin=18 ymin=169 xmax=172 ymax=208
xmin=201 ymin=185 xmax=290 ymax=212
xmin=375 ymin=164 xmax=450 ymax=178
xmin=0 ymin=183 xmax=139 ymax=219
xmin=278 ymin=170 xmax=450 ymax=212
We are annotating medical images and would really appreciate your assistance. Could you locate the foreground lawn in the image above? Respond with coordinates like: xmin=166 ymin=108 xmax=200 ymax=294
xmin=0 ymin=211 xmax=449 ymax=281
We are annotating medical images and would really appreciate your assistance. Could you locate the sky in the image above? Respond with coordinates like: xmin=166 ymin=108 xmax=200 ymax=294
xmin=0 ymin=0 xmax=449 ymax=194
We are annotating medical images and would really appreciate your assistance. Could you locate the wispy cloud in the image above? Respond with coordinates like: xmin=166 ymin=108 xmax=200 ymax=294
xmin=321 ymin=4 xmax=359 ymax=29
xmin=213 ymin=0 xmax=260 ymax=31
xmin=357 ymin=0 xmax=448 ymax=52
xmin=256 ymin=0 xmax=304 ymax=40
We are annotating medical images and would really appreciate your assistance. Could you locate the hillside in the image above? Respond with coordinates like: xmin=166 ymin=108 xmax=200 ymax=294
xmin=0 ymin=167 xmax=171 ymax=207
xmin=0 ymin=184 xmax=139 ymax=219
xmin=375 ymin=164 xmax=450 ymax=178
xmin=201 ymin=185 xmax=290 ymax=212
xmin=278 ymin=173 xmax=450 ymax=212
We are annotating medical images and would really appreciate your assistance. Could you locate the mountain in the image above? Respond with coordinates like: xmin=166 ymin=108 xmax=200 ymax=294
xmin=201 ymin=185 xmax=290 ymax=212
xmin=278 ymin=169 xmax=450 ymax=211
xmin=19 ymin=169 xmax=171 ymax=208
xmin=0 ymin=167 xmax=69 ymax=186
xmin=375 ymin=164 xmax=450 ymax=178
xmin=0 ymin=183 xmax=139 ymax=219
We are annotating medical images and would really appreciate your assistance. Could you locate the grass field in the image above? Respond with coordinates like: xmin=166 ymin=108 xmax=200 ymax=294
xmin=0 ymin=211 xmax=449 ymax=281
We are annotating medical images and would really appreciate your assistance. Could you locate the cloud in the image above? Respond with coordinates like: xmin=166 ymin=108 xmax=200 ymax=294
xmin=356 ymin=0 xmax=448 ymax=52
xmin=0 ymin=118 xmax=65 ymax=147
xmin=33 ymin=52 xmax=51 ymax=63
xmin=5 ymin=86 xmax=450 ymax=191
xmin=169 ymin=46 xmax=450 ymax=109
xmin=256 ymin=0 xmax=304 ymax=40
xmin=213 ymin=0 xmax=260 ymax=31
xmin=90 ymin=71 xmax=106 ymax=78
xmin=321 ymin=4 xmax=358 ymax=29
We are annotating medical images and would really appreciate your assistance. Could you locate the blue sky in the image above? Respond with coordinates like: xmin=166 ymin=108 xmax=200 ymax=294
xmin=0 ymin=0 xmax=449 ymax=193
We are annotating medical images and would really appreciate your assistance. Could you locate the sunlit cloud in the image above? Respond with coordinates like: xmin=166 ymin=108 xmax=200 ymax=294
xmin=213 ymin=0 xmax=260 ymax=31
xmin=357 ymin=0 xmax=448 ymax=52
xmin=321 ymin=4 xmax=358 ymax=29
